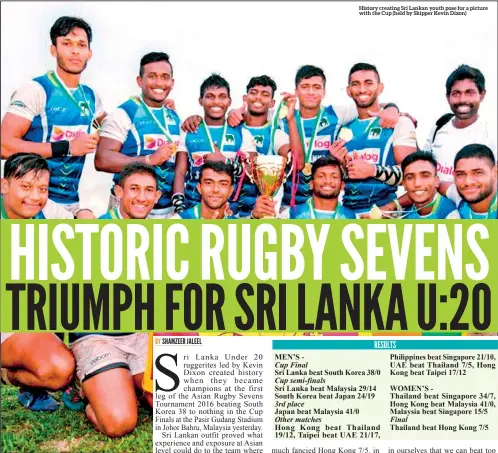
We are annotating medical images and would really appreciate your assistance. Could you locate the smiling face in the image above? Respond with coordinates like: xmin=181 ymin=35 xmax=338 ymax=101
xmin=197 ymin=168 xmax=233 ymax=210
xmin=1 ymin=170 xmax=50 ymax=219
xmin=403 ymin=160 xmax=439 ymax=207
xmin=310 ymin=165 xmax=343 ymax=199
xmin=114 ymin=172 xmax=161 ymax=219
xmin=50 ymin=27 xmax=92 ymax=75
xmin=138 ymin=60 xmax=174 ymax=107
xmin=200 ymin=86 xmax=231 ymax=121
xmin=347 ymin=69 xmax=383 ymax=109
xmin=454 ymin=157 xmax=497 ymax=204
xmin=447 ymin=79 xmax=485 ymax=121
xmin=244 ymin=85 xmax=275 ymax=117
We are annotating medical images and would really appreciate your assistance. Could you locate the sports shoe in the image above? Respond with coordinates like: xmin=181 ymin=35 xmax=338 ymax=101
xmin=18 ymin=388 xmax=59 ymax=412
xmin=61 ymin=381 xmax=85 ymax=411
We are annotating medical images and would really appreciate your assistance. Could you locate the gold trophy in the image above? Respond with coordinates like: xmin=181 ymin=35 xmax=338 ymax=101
xmin=246 ymin=154 xmax=292 ymax=218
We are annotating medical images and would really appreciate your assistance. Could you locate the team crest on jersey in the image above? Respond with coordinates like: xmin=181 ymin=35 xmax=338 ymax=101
xmin=253 ymin=135 xmax=264 ymax=147
xmin=51 ymin=125 xmax=87 ymax=142
xmin=367 ymin=127 xmax=382 ymax=140
xmin=164 ymin=112 xmax=176 ymax=125
xmin=225 ymin=134 xmax=235 ymax=146
xmin=318 ymin=116 xmax=330 ymax=131
xmin=79 ymin=101 xmax=91 ymax=117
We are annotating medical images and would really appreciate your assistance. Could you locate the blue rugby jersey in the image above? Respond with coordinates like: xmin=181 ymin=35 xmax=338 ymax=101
xmin=404 ymin=193 xmax=458 ymax=219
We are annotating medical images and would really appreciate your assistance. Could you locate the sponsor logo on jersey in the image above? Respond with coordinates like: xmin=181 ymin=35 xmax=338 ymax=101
xmin=225 ymin=134 xmax=235 ymax=146
xmin=192 ymin=152 xmax=208 ymax=166
xmin=51 ymin=125 xmax=88 ymax=142
xmin=313 ymin=137 xmax=331 ymax=149
xmin=144 ymin=134 xmax=168 ymax=150
xmin=367 ymin=127 xmax=382 ymax=140
xmin=350 ymin=147 xmax=381 ymax=163
xmin=436 ymin=162 xmax=455 ymax=176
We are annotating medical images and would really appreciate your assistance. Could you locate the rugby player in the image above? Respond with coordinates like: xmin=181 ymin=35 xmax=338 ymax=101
xmin=95 ymin=52 xmax=180 ymax=218
xmin=332 ymin=63 xmax=417 ymax=216
xmin=99 ymin=162 xmax=161 ymax=219
xmin=252 ymin=156 xmax=355 ymax=219
xmin=1 ymin=16 xmax=104 ymax=217
xmin=174 ymin=74 xmax=255 ymax=213
xmin=401 ymin=151 xmax=459 ymax=219
xmin=173 ymin=161 xmax=237 ymax=219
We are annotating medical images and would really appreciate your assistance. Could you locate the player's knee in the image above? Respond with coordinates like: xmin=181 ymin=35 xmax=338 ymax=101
xmin=36 ymin=352 xmax=75 ymax=390
xmin=100 ymin=409 xmax=138 ymax=438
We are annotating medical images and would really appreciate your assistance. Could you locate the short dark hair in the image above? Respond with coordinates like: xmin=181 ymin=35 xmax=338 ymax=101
xmin=3 ymin=153 xmax=49 ymax=180
xmin=50 ymin=16 xmax=92 ymax=47
xmin=139 ymin=52 xmax=173 ymax=77
xmin=401 ymin=150 xmax=438 ymax=174
xmin=295 ymin=65 xmax=326 ymax=88
xmin=311 ymin=156 xmax=344 ymax=181
xmin=454 ymin=144 xmax=496 ymax=168
xmin=200 ymin=161 xmax=234 ymax=184
xmin=348 ymin=62 xmax=380 ymax=83
xmin=446 ymin=65 xmax=485 ymax=96
xmin=246 ymin=75 xmax=277 ymax=98
xmin=200 ymin=74 xmax=230 ymax=98
xmin=117 ymin=162 xmax=157 ymax=187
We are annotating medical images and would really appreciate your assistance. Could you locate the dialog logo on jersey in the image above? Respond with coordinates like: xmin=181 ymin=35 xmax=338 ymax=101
xmin=144 ymin=134 xmax=168 ymax=150
xmin=192 ymin=152 xmax=207 ymax=166
xmin=351 ymin=147 xmax=380 ymax=163
xmin=313 ymin=137 xmax=331 ymax=149
xmin=50 ymin=125 xmax=88 ymax=142
xmin=437 ymin=162 xmax=454 ymax=176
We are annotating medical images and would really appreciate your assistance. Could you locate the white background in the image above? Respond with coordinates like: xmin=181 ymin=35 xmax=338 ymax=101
xmin=1 ymin=1 xmax=497 ymax=212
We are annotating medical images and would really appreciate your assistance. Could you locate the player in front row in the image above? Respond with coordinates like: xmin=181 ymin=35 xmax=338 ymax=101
xmin=99 ymin=162 xmax=161 ymax=219
xmin=95 ymin=52 xmax=180 ymax=218
xmin=172 ymin=161 xmax=237 ymax=219
xmin=251 ymin=156 xmax=356 ymax=219
xmin=446 ymin=144 xmax=497 ymax=219
xmin=401 ymin=151 xmax=459 ymax=219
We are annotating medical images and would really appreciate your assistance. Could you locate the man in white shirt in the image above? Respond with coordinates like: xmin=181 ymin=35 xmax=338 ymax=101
xmin=423 ymin=65 xmax=496 ymax=182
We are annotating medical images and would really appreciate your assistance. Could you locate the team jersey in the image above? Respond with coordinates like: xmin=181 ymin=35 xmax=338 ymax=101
xmin=457 ymin=193 xmax=497 ymax=219
xmin=7 ymin=71 xmax=104 ymax=204
xmin=340 ymin=116 xmax=417 ymax=212
xmin=99 ymin=96 xmax=181 ymax=211
xmin=98 ymin=208 xmax=122 ymax=219
xmin=238 ymin=123 xmax=290 ymax=217
xmin=404 ymin=193 xmax=459 ymax=219
xmin=172 ymin=203 xmax=237 ymax=219
xmin=279 ymin=103 xmax=357 ymax=206
xmin=423 ymin=115 xmax=497 ymax=183
xmin=0 ymin=197 xmax=74 ymax=219
xmin=177 ymin=122 xmax=255 ymax=211
xmin=280 ymin=199 xmax=356 ymax=219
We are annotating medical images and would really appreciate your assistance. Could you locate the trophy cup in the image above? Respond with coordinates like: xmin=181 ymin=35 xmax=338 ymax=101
xmin=246 ymin=154 xmax=292 ymax=218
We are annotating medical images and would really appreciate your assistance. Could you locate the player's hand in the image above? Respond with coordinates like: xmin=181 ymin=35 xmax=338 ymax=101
xmin=346 ymin=151 xmax=376 ymax=179
xmin=369 ymin=107 xmax=399 ymax=129
xmin=164 ymin=98 xmax=176 ymax=111
xmin=227 ymin=102 xmax=246 ymax=127
xmin=251 ymin=195 xmax=277 ymax=218
xmin=181 ymin=115 xmax=203 ymax=133
xmin=328 ymin=139 xmax=348 ymax=167
xmin=69 ymin=133 xmax=99 ymax=156
xmin=280 ymin=92 xmax=297 ymax=122
xmin=150 ymin=142 xmax=176 ymax=166
xmin=203 ymin=142 xmax=226 ymax=163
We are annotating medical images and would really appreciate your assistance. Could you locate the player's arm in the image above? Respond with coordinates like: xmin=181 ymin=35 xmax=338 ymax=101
xmin=278 ymin=93 xmax=305 ymax=171
xmin=171 ymin=132 xmax=189 ymax=212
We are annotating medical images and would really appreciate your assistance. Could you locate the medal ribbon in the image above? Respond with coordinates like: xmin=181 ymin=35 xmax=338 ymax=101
xmin=470 ymin=192 xmax=497 ymax=219
xmin=268 ymin=99 xmax=286 ymax=155
xmin=138 ymin=96 xmax=174 ymax=143
xmin=297 ymin=107 xmax=324 ymax=163
xmin=307 ymin=198 xmax=339 ymax=219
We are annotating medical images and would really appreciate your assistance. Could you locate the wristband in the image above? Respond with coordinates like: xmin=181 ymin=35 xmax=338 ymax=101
xmin=145 ymin=154 xmax=151 ymax=166
xmin=172 ymin=193 xmax=185 ymax=213
xmin=51 ymin=140 xmax=70 ymax=158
